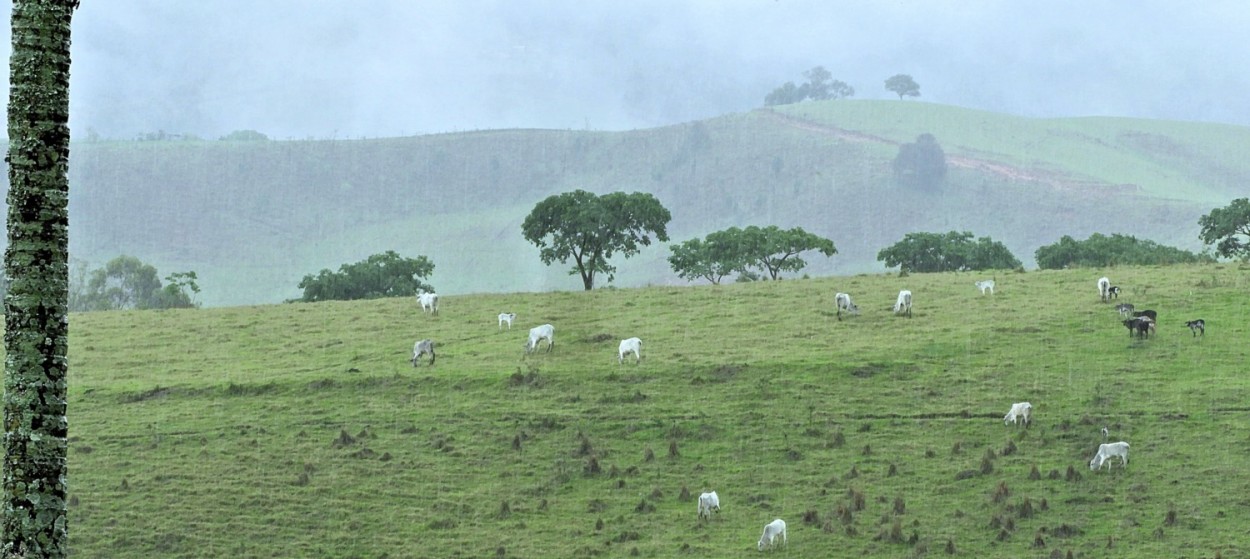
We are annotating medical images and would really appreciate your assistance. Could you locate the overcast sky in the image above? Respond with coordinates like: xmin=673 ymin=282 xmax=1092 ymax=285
xmin=7 ymin=1 xmax=1249 ymax=140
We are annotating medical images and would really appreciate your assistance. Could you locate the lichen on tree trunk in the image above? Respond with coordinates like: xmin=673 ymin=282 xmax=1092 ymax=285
xmin=4 ymin=1 xmax=76 ymax=557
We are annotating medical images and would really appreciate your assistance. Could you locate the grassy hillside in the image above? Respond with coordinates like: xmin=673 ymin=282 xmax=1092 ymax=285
xmin=67 ymin=264 xmax=1248 ymax=557
xmin=58 ymin=101 xmax=1250 ymax=306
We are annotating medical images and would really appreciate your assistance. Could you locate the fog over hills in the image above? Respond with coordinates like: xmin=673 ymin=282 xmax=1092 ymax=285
xmin=3 ymin=2 xmax=1250 ymax=306
xmin=61 ymin=101 xmax=1246 ymax=307
xmin=4 ymin=1 xmax=1249 ymax=139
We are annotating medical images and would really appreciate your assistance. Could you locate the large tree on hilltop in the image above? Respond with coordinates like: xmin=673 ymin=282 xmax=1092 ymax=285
xmin=885 ymin=73 xmax=920 ymax=99
xmin=522 ymin=190 xmax=671 ymax=290
xmin=5 ymin=0 xmax=77 ymax=556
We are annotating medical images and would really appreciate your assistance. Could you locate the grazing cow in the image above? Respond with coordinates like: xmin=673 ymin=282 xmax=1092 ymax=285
xmin=1123 ymin=317 xmax=1153 ymax=338
xmin=975 ymin=279 xmax=995 ymax=295
xmin=498 ymin=312 xmax=517 ymax=330
xmin=1114 ymin=303 xmax=1135 ymax=319
xmin=757 ymin=518 xmax=787 ymax=551
xmin=1089 ymin=441 xmax=1130 ymax=471
xmin=1098 ymin=277 xmax=1111 ymax=303
xmin=834 ymin=292 xmax=859 ymax=320
xmin=524 ymin=324 xmax=555 ymax=354
xmin=697 ymin=491 xmax=720 ymax=520
xmin=410 ymin=339 xmax=435 ymax=367
xmin=1186 ymin=319 xmax=1205 ymax=337
xmin=1003 ymin=402 xmax=1032 ymax=426
xmin=894 ymin=290 xmax=913 ymax=318
xmin=618 ymin=337 xmax=642 ymax=364
xmin=417 ymin=292 xmax=439 ymax=315
xmin=1107 ymin=285 xmax=1121 ymax=299
xmin=1132 ymin=309 xmax=1157 ymax=322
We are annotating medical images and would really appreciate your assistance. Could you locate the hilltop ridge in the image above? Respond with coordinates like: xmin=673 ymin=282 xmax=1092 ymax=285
xmin=55 ymin=100 xmax=1248 ymax=306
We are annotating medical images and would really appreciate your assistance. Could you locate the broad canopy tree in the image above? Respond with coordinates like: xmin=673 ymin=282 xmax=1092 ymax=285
xmin=1035 ymin=233 xmax=1212 ymax=269
xmin=669 ymin=225 xmax=837 ymax=283
xmin=1198 ymin=198 xmax=1250 ymax=259
xmin=885 ymin=74 xmax=920 ymax=99
xmin=297 ymin=250 xmax=435 ymax=302
xmin=877 ymin=231 xmax=1020 ymax=274
xmin=522 ymin=190 xmax=671 ymax=290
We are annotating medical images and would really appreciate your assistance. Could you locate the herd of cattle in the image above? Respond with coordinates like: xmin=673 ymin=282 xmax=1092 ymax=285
xmin=403 ymin=273 xmax=1201 ymax=550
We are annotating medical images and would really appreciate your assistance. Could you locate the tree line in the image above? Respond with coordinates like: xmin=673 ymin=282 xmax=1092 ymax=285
xmin=51 ymin=195 xmax=1246 ymax=310
xmin=277 ymin=192 xmax=1246 ymax=301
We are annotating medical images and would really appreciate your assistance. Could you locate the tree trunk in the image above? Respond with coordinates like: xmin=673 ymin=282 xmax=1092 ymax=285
xmin=5 ymin=1 xmax=76 ymax=557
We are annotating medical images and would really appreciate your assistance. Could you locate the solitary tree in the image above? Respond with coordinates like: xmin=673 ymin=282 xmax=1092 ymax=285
xmin=884 ymin=74 xmax=920 ymax=99
xmin=1198 ymin=198 xmax=1250 ymax=259
xmin=878 ymin=231 xmax=1020 ymax=273
xmin=297 ymin=251 xmax=435 ymax=302
xmin=5 ymin=0 xmax=77 ymax=556
xmin=893 ymin=133 xmax=946 ymax=191
xmin=1037 ymin=233 xmax=1212 ymax=269
xmin=522 ymin=190 xmax=671 ymax=290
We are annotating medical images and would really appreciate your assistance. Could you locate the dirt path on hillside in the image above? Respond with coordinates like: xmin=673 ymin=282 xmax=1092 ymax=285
xmin=757 ymin=109 xmax=1138 ymax=196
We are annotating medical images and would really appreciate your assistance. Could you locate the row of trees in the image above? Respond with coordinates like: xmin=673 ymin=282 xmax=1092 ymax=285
xmin=278 ymin=196 xmax=1250 ymax=302
xmin=54 ymin=197 xmax=1250 ymax=311
xmin=764 ymin=69 xmax=920 ymax=106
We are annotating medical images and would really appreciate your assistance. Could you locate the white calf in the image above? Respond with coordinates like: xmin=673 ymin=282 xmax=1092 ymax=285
xmin=525 ymin=324 xmax=555 ymax=354
xmin=1097 ymin=277 xmax=1111 ymax=303
xmin=975 ymin=279 xmax=995 ymax=295
xmin=410 ymin=339 xmax=435 ymax=367
xmin=757 ymin=518 xmax=787 ymax=551
xmin=618 ymin=337 xmax=642 ymax=364
xmin=1089 ymin=441 xmax=1130 ymax=471
xmin=894 ymin=290 xmax=912 ymax=318
xmin=498 ymin=312 xmax=516 ymax=330
xmin=697 ymin=491 xmax=720 ymax=520
xmin=834 ymin=292 xmax=859 ymax=320
xmin=1003 ymin=402 xmax=1032 ymax=426
xmin=1115 ymin=303 xmax=1135 ymax=318
xmin=418 ymin=292 xmax=439 ymax=314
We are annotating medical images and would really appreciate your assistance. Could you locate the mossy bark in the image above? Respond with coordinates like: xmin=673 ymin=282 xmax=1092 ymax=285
xmin=5 ymin=1 xmax=76 ymax=557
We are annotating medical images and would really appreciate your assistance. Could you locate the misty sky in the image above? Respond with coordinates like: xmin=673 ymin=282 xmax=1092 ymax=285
xmin=6 ymin=1 xmax=1249 ymax=140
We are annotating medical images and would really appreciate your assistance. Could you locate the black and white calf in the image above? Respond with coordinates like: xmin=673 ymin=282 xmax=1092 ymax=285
xmin=1186 ymin=319 xmax=1205 ymax=337
xmin=1107 ymin=285 xmax=1121 ymax=299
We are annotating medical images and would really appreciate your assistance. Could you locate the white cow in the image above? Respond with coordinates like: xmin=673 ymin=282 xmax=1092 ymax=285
xmin=418 ymin=292 xmax=439 ymax=314
xmin=834 ymin=292 xmax=859 ymax=320
xmin=410 ymin=339 xmax=435 ymax=367
xmin=894 ymin=290 xmax=912 ymax=318
xmin=975 ymin=279 xmax=995 ymax=295
xmin=697 ymin=491 xmax=720 ymax=520
xmin=525 ymin=324 xmax=555 ymax=354
xmin=1003 ymin=402 xmax=1032 ymax=426
xmin=757 ymin=518 xmax=787 ymax=551
xmin=498 ymin=312 xmax=516 ymax=330
xmin=1089 ymin=441 xmax=1130 ymax=470
xmin=618 ymin=337 xmax=642 ymax=364
xmin=1097 ymin=277 xmax=1111 ymax=303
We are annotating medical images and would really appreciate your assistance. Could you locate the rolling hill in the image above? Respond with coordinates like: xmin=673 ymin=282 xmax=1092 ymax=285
xmin=57 ymin=100 xmax=1250 ymax=307
xmin=66 ymin=263 xmax=1250 ymax=557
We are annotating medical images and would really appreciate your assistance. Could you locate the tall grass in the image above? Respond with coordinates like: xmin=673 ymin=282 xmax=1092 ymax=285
xmin=64 ymin=264 xmax=1248 ymax=557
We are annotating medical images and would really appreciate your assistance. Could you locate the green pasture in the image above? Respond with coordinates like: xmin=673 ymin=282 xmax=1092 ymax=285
xmin=65 ymin=264 xmax=1248 ymax=557
xmin=780 ymin=100 xmax=1250 ymax=203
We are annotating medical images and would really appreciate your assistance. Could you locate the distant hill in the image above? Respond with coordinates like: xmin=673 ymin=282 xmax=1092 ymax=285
xmin=52 ymin=100 xmax=1250 ymax=306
